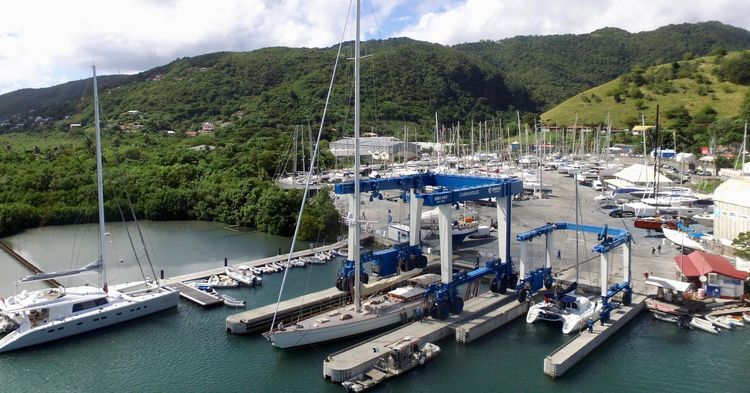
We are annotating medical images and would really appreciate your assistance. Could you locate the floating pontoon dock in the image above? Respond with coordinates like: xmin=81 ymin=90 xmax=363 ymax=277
xmin=0 ymin=240 xmax=61 ymax=288
xmin=165 ymin=282 xmax=224 ymax=308
xmin=543 ymin=294 xmax=646 ymax=378
xmin=162 ymin=240 xmax=348 ymax=285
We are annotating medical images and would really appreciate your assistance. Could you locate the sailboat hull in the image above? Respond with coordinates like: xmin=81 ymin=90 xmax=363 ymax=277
xmin=267 ymin=304 xmax=417 ymax=349
xmin=0 ymin=289 xmax=178 ymax=353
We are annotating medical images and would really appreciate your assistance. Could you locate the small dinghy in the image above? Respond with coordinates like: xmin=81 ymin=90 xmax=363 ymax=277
xmin=222 ymin=295 xmax=246 ymax=308
xmin=208 ymin=274 xmax=239 ymax=288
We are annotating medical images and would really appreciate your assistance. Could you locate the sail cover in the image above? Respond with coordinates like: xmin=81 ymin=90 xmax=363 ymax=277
xmin=18 ymin=259 xmax=103 ymax=283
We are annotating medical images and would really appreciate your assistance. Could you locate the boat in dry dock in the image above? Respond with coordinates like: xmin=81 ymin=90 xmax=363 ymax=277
xmin=265 ymin=282 xmax=429 ymax=348
xmin=341 ymin=336 xmax=440 ymax=392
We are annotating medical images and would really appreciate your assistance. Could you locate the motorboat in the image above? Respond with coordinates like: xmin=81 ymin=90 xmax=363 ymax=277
xmin=207 ymin=274 xmax=239 ymax=288
xmin=224 ymin=267 xmax=262 ymax=286
xmin=341 ymin=336 xmax=440 ymax=392
xmin=525 ymin=282 xmax=599 ymax=334
xmin=692 ymin=213 xmax=714 ymax=228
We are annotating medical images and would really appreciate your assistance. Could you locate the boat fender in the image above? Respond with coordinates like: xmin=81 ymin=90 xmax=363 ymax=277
xmin=418 ymin=356 xmax=426 ymax=366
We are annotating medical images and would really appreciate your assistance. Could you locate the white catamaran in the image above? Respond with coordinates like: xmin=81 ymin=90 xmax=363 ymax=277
xmin=0 ymin=66 xmax=179 ymax=353
xmin=525 ymin=173 xmax=599 ymax=334
xmin=265 ymin=1 xmax=426 ymax=348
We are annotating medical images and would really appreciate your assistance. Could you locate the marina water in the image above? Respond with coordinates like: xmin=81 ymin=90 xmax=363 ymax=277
xmin=1 ymin=221 xmax=748 ymax=392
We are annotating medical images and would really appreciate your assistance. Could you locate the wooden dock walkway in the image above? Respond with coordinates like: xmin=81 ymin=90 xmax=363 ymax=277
xmin=543 ymin=294 xmax=646 ymax=378
xmin=323 ymin=291 xmax=513 ymax=382
xmin=0 ymin=240 xmax=61 ymax=288
xmin=163 ymin=240 xmax=347 ymax=285
xmin=165 ymin=282 xmax=224 ymax=308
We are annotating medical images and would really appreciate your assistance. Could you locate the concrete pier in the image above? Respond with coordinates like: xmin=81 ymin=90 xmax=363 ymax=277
xmin=454 ymin=299 xmax=530 ymax=343
xmin=543 ymin=294 xmax=646 ymax=378
xmin=323 ymin=291 xmax=512 ymax=382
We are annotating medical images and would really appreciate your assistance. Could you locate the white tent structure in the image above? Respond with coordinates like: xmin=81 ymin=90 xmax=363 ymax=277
xmin=606 ymin=163 xmax=673 ymax=189
xmin=713 ymin=177 xmax=750 ymax=245
xmin=674 ymin=152 xmax=695 ymax=163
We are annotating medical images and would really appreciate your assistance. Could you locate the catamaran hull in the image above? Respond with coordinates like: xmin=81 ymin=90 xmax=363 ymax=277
xmin=0 ymin=290 xmax=178 ymax=353
xmin=267 ymin=306 xmax=416 ymax=349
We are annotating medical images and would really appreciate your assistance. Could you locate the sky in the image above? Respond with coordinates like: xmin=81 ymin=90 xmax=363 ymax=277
xmin=1 ymin=0 xmax=749 ymax=95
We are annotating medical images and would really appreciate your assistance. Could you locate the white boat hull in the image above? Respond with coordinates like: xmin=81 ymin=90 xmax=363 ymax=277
xmin=0 ymin=289 xmax=178 ymax=353
xmin=267 ymin=305 xmax=416 ymax=349
xmin=662 ymin=227 xmax=705 ymax=251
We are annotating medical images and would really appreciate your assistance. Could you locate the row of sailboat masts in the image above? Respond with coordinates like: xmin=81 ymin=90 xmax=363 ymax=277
xmin=435 ymin=118 xmax=509 ymax=159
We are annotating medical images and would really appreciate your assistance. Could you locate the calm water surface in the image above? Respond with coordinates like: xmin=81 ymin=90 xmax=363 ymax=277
xmin=1 ymin=221 xmax=748 ymax=392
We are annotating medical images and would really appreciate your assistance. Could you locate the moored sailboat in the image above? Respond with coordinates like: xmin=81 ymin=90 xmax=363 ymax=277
xmin=0 ymin=66 xmax=178 ymax=353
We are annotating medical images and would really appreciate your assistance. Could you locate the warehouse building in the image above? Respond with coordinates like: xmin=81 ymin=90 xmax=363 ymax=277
xmin=329 ymin=137 xmax=418 ymax=162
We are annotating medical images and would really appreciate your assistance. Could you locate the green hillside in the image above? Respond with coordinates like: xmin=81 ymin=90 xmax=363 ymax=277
xmin=456 ymin=21 xmax=750 ymax=109
xmin=542 ymin=51 xmax=750 ymax=128
xmin=1 ymin=39 xmax=513 ymax=137
xmin=3 ymin=21 xmax=750 ymax=136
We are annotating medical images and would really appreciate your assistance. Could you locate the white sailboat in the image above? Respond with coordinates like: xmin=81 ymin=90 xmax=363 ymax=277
xmin=265 ymin=1 xmax=426 ymax=348
xmin=0 ymin=66 xmax=178 ymax=353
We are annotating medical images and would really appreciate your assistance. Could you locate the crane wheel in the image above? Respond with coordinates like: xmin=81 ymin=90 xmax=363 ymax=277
xmin=450 ymin=297 xmax=464 ymax=314
xmin=498 ymin=277 xmax=509 ymax=294
xmin=517 ymin=288 xmax=528 ymax=303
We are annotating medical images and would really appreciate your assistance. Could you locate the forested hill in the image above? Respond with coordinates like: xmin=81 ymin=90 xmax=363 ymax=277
xmin=0 ymin=39 xmax=515 ymax=134
xmin=455 ymin=21 xmax=750 ymax=110
xmin=2 ymin=22 xmax=750 ymax=134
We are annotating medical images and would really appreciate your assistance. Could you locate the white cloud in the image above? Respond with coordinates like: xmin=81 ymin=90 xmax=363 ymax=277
xmin=0 ymin=0 xmax=748 ymax=95
xmin=395 ymin=0 xmax=750 ymax=44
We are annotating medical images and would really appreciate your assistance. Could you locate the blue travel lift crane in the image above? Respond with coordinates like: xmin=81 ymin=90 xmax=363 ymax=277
xmin=514 ymin=222 xmax=633 ymax=322
xmin=333 ymin=172 xmax=524 ymax=319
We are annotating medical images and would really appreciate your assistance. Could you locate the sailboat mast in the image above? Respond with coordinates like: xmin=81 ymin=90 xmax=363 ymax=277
xmin=92 ymin=65 xmax=107 ymax=288
xmin=573 ymin=172 xmax=580 ymax=282
xmin=353 ymin=0 xmax=362 ymax=312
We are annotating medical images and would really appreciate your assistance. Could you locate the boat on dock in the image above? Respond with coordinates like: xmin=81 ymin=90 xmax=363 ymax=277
xmin=690 ymin=317 xmax=719 ymax=334
xmin=208 ymin=274 xmax=240 ymax=288
xmin=341 ymin=336 xmax=440 ymax=392
xmin=526 ymin=283 xmax=599 ymax=334
xmin=705 ymin=314 xmax=733 ymax=330
xmin=265 ymin=283 xmax=429 ymax=348
xmin=662 ymin=227 xmax=706 ymax=251
xmin=225 ymin=267 xmax=262 ymax=286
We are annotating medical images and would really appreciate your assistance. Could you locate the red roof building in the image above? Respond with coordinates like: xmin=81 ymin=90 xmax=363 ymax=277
xmin=674 ymin=251 xmax=747 ymax=299
xmin=674 ymin=252 xmax=748 ymax=280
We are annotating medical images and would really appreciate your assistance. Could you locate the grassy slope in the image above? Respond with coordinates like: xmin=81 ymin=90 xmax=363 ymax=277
xmin=542 ymin=54 xmax=750 ymax=127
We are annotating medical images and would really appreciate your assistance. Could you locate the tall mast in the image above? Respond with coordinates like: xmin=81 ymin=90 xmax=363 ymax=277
xmin=641 ymin=112 xmax=647 ymax=166
xmin=435 ymin=112 xmax=440 ymax=169
xmin=574 ymin=172 xmax=579 ymax=286
xmin=353 ymin=0 xmax=362 ymax=312
xmin=743 ymin=121 xmax=748 ymax=172
xmin=92 ymin=65 xmax=107 ymax=289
